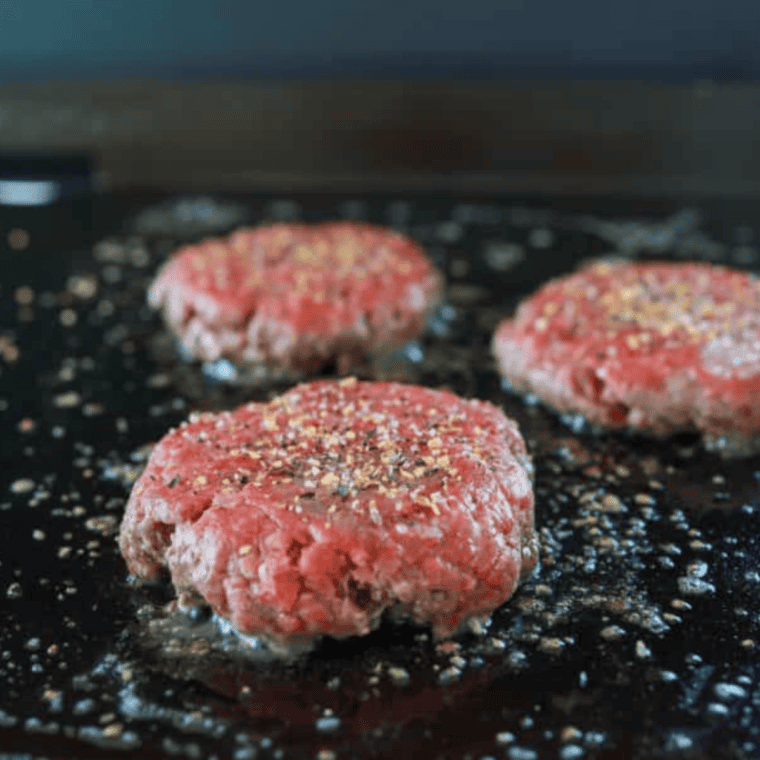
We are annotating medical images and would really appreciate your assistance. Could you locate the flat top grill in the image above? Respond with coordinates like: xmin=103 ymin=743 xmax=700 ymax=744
xmin=1 ymin=191 xmax=759 ymax=760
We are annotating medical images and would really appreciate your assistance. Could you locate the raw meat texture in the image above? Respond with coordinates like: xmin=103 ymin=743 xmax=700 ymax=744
xmin=492 ymin=260 xmax=760 ymax=456
xmin=148 ymin=222 xmax=443 ymax=375
xmin=119 ymin=379 xmax=537 ymax=650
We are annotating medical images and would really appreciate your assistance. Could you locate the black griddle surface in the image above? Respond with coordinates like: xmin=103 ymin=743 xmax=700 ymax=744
xmin=2 ymin=192 xmax=760 ymax=760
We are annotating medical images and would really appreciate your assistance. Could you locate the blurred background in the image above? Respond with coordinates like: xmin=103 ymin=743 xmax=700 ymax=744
xmin=0 ymin=0 xmax=758 ymax=80
xmin=0 ymin=0 xmax=759 ymax=197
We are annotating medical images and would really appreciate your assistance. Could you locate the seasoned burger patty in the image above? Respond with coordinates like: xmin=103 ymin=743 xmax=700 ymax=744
xmin=148 ymin=222 xmax=443 ymax=375
xmin=119 ymin=379 xmax=537 ymax=650
xmin=492 ymin=260 xmax=760 ymax=456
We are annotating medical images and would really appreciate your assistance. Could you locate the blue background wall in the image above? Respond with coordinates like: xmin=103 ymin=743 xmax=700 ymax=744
xmin=0 ymin=0 xmax=757 ymax=80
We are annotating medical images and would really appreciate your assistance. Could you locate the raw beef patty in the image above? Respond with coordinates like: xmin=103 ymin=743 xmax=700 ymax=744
xmin=148 ymin=222 xmax=443 ymax=376
xmin=119 ymin=378 xmax=537 ymax=650
xmin=492 ymin=260 xmax=760 ymax=456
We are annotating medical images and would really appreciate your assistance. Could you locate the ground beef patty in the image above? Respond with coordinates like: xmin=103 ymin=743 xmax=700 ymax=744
xmin=119 ymin=378 xmax=537 ymax=650
xmin=148 ymin=222 xmax=443 ymax=375
xmin=492 ymin=260 xmax=760 ymax=456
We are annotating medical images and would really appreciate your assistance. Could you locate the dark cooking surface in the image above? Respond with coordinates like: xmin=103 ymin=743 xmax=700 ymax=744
xmin=2 ymin=192 xmax=760 ymax=760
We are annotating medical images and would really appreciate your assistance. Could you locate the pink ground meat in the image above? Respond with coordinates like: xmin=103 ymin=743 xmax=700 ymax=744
xmin=148 ymin=222 xmax=443 ymax=375
xmin=119 ymin=378 xmax=537 ymax=650
xmin=493 ymin=260 xmax=760 ymax=456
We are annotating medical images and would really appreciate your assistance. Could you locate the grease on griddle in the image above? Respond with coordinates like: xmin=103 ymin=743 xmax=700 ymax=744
xmin=130 ymin=196 xmax=250 ymax=237
xmin=3 ymin=196 xmax=760 ymax=759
